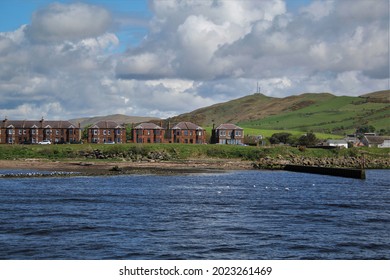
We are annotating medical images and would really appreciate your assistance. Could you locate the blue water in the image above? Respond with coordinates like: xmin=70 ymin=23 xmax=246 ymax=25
xmin=0 ymin=170 xmax=389 ymax=260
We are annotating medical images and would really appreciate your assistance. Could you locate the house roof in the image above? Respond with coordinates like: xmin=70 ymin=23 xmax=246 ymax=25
xmin=172 ymin=122 xmax=203 ymax=130
xmin=215 ymin=123 xmax=243 ymax=130
xmin=1 ymin=119 xmax=78 ymax=129
xmin=326 ymin=139 xmax=348 ymax=144
xmin=134 ymin=123 xmax=163 ymax=129
xmin=91 ymin=121 xmax=124 ymax=129
xmin=364 ymin=136 xmax=390 ymax=144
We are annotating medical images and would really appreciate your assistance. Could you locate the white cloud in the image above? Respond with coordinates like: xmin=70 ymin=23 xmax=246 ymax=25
xmin=300 ymin=0 xmax=334 ymax=21
xmin=25 ymin=3 xmax=112 ymax=43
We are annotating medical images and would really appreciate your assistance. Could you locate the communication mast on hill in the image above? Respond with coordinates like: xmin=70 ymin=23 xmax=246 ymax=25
xmin=256 ymin=82 xmax=261 ymax=94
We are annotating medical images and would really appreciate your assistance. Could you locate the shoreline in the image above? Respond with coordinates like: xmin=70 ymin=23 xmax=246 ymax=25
xmin=1 ymin=156 xmax=388 ymax=178
xmin=0 ymin=158 xmax=253 ymax=177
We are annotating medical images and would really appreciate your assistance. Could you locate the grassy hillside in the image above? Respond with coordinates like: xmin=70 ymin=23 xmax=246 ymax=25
xmin=171 ymin=90 xmax=390 ymax=136
xmin=239 ymin=94 xmax=389 ymax=135
xmin=70 ymin=114 xmax=159 ymax=128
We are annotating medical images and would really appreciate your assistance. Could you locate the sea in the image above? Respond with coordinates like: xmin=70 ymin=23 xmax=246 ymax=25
xmin=0 ymin=169 xmax=389 ymax=260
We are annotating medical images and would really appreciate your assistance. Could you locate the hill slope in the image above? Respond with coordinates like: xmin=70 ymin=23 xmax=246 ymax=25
xmin=70 ymin=114 xmax=159 ymax=128
xmin=170 ymin=90 xmax=390 ymax=135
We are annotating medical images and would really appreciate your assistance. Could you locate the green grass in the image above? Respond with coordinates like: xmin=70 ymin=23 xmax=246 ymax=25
xmin=1 ymin=143 xmax=388 ymax=162
xmin=204 ymin=127 xmax=342 ymax=140
xmin=239 ymin=95 xmax=390 ymax=134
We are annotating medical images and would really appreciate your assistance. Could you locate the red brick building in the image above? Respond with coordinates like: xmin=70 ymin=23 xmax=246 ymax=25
xmin=212 ymin=123 xmax=244 ymax=144
xmin=87 ymin=121 xmax=126 ymax=143
xmin=0 ymin=118 xmax=81 ymax=144
xmin=133 ymin=123 xmax=165 ymax=143
xmin=170 ymin=122 xmax=206 ymax=144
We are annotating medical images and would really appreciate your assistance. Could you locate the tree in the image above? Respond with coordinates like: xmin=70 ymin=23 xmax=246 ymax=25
xmin=82 ymin=124 xmax=92 ymax=141
xmin=269 ymin=132 xmax=292 ymax=145
xmin=298 ymin=132 xmax=318 ymax=146
xmin=356 ymin=125 xmax=376 ymax=134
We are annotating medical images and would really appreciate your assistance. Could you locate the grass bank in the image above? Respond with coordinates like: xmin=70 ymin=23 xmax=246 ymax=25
xmin=0 ymin=143 xmax=388 ymax=162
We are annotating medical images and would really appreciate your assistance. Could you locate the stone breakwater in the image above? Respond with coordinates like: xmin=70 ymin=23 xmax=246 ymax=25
xmin=252 ymin=155 xmax=390 ymax=169
xmin=76 ymin=149 xmax=390 ymax=170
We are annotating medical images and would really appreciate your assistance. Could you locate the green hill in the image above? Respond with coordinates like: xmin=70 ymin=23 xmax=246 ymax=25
xmin=70 ymin=114 xmax=159 ymax=128
xmin=170 ymin=90 xmax=390 ymax=136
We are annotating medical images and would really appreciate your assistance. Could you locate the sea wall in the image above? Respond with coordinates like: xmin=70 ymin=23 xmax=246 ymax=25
xmin=252 ymin=155 xmax=390 ymax=169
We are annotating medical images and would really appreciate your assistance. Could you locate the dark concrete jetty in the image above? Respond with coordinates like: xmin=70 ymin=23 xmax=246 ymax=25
xmin=284 ymin=165 xmax=366 ymax=179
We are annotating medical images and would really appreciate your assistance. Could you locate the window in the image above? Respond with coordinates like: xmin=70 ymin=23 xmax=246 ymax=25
xmin=184 ymin=130 xmax=188 ymax=136
xmin=235 ymin=130 xmax=242 ymax=136
xmin=220 ymin=130 xmax=226 ymax=136
xmin=197 ymin=131 xmax=202 ymax=136
xmin=19 ymin=130 xmax=22 ymax=135
xmin=103 ymin=130 xmax=107 ymax=135
xmin=93 ymin=129 xmax=98 ymax=135
xmin=8 ymin=129 xmax=14 ymax=134
xmin=56 ymin=130 xmax=59 ymax=135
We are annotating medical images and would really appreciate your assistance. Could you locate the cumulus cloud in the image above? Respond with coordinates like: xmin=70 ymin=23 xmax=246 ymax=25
xmin=25 ymin=2 xmax=112 ymax=43
xmin=0 ymin=0 xmax=388 ymax=120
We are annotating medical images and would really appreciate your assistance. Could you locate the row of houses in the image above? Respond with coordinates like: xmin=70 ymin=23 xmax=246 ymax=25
xmin=0 ymin=118 xmax=81 ymax=144
xmin=88 ymin=120 xmax=245 ymax=145
xmin=1 ymin=118 xmax=245 ymax=145
xmin=2 ymin=117 xmax=389 ymax=147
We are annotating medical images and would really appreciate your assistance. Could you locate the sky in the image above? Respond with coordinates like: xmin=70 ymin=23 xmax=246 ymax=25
xmin=0 ymin=0 xmax=389 ymax=120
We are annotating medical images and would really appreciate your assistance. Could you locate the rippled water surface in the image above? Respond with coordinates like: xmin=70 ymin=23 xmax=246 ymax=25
xmin=0 ymin=170 xmax=389 ymax=259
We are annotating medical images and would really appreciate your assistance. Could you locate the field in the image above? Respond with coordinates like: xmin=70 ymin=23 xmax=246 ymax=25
xmin=238 ymin=95 xmax=390 ymax=135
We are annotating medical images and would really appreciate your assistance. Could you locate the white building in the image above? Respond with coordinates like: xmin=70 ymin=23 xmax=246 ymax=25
xmin=326 ymin=139 xmax=348 ymax=148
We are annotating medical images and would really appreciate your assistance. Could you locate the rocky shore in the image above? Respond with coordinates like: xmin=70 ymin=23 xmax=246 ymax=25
xmin=0 ymin=158 xmax=252 ymax=178
xmin=252 ymin=154 xmax=390 ymax=169
xmin=0 ymin=148 xmax=388 ymax=178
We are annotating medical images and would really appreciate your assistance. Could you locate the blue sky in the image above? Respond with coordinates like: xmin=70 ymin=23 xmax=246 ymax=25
xmin=0 ymin=0 xmax=311 ymax=47
xmin=0 ymin=0 xmax=310 ymax=32
xmin=0 ymin=0 xmax=388 ymax=119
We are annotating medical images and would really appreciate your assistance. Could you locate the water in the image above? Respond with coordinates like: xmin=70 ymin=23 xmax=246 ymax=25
xmin=0 ymin=170 xmax=389 ymax=260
